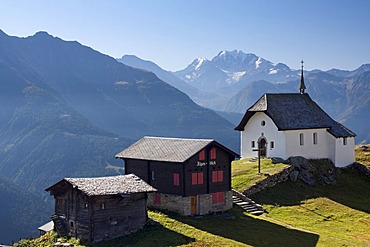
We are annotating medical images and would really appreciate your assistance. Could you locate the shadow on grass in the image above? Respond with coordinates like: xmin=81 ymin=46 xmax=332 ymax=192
xmin=173 ymin=207 xmax=319 ymax=247
xmin=93 ymin=222 xmax=195 ymax=247
xmin=250 ymin=169 xmax=370 ymax=214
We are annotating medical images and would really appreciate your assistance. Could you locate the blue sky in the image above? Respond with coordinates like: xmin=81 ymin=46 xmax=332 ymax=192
xmin=1 ymin=0 xmax=369 ymax=71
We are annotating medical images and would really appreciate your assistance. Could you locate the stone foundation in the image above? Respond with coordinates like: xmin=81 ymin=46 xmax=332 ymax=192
xmin=148 ymin=191 xmax=233 ymax=216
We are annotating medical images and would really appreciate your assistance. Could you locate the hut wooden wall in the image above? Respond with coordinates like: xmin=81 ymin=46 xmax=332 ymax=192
xmin=89 ymin=193 xmax=148 ymax=243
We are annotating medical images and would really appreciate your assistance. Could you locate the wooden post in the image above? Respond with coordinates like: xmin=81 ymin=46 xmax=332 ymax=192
xmin=252 ymin=148 xmax=261 ymax=174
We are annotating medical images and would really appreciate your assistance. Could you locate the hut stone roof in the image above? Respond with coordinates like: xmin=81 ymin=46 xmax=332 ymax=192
xmin=115 ymin=136 xmax=238 ymax=163
xmin=235 ymin=93 xmax=355 ymax=138
xmin=46 ymin=174 xmax=157 ymax=196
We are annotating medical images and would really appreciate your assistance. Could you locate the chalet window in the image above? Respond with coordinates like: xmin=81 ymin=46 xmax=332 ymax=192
xmin=299 ymin=133 xmax=304 ymax=146
xmin=270 ymin=141 xmax=274 ymax=149
xmin=84 ymin=203 xmax=88 ymax=209
xmin=69 ymin=220 xmax=75 ymax=229
xmin=101 ymin=203 xmax=105 ymax=209
xmin=212 ymin=191 xmax=225 ymax=204
xmin=154 ymin=193 xmax=161 ymax=204
xmin=343 ymin=137 xmax=347 ymax=145
xmin=210 ymin=147 xmax=217 ymax=160
xmin=212 ymin=170 xmax=223 ymax=182
xmin=173 ymin=173 xmax=180 ymax=186
xmin=251 ymin=141 xmax=255 ymax=148
xmin=192 ymin=172 xmax=203 ymax=185
xmin=199 ymin=150 xmax=205 ymax=161
xmin=313 ymin=133 xmax=318 ymax=145
xmin=151 ymin=170 xmax=155 ymax=180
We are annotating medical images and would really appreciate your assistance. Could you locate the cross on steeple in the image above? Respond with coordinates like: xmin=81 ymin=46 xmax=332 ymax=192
xmin=299 ymin=60 xmax=306 ymax=94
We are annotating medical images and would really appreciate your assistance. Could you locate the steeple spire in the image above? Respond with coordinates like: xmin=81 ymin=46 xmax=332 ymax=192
xmin=299 ymin=60 xmax=306 ymax=94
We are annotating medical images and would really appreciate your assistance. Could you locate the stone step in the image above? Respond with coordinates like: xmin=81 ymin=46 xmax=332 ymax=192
xmin=232 ymin=191 xmax=265 ymax=215
xmin=236 ymin=202 xmax=253 ymax=206
xmin=249 ymin=210 xmax=265 ymax=215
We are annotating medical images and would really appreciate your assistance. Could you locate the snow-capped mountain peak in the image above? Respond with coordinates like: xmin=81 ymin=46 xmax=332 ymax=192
xmin=175 ymin=50 xmax=298 ymax=92
xmin=194 ymin=57 xmax=207 ymax=70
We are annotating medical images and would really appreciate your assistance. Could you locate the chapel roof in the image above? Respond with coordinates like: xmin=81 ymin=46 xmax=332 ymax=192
xmin=235 ymin=93 xmax=355 ymax=138
xmin=46 ymin=174 xmax=157 ymax=196
xmin=115 ymin=136 xmax=239 ymax=163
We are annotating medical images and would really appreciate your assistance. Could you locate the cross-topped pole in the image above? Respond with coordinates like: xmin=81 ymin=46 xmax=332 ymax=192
xmin=252 ymin=147 xmax=262 ymax=174
xmin=299 ymin=60 xmax=306 ymax=94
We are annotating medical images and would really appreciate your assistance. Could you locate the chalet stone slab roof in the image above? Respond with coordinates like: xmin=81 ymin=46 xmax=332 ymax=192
xmin=46 ymin=174 xmax=157 ymax=196
xmin=115 ymin=136 xmax=238 ymax=162
xmin=235 ymin=93 xmax=355 ymax=138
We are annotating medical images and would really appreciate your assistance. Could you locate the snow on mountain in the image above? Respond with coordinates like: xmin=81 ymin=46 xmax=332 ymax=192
xmin=195 ymin=57 xmax=207 ymax=70
xmin=255 ymin=57 xmax=262 ymax=69
xmin=175 ymin=50 xmax=296 ymax=94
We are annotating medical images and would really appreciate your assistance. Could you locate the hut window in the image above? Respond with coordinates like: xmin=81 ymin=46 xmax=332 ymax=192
xmin=151 ymin=170 xmax=155 ymax=180
xmin=212 ymin=170 xmax=223 ymax=182
xmin=69 ymin=220 xmax=75 ymax=229
xmin=251 ymin=141 xmax=255 ymax=148
xmin=191 ymin=172 xmax=203 ymax=185
xmin=313 ymin=133 xmax=318 ymax=145
xmin=84 ymin=203 xmax=88 ymax=209
xmin=299 ymin=133 xmax=304 ymax=146
xmin=212 ymin=192 xmax=225 ymax=204
xmin=210 ymin=147 xmax=217 ymax=160
xmin=154 ymin=193 xmax=161 ymax=204
xmin=270 ymin=141 xmax=274 ymax=149
xmin=101 ymin=203 xmax=105 ymax=209
xmin=173 ymin=173 xmax=180 ymax=186
xmin=199 ymin=150 xmax=205 ymax=161
xmin=343 ymin=137 xmax=347 ymax=145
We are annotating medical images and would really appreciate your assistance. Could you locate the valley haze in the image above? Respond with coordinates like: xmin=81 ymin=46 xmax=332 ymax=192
xmin=0 ymin=29 xmax=369 ymax=244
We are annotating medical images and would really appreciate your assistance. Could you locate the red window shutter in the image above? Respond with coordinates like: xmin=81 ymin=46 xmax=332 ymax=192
xmin=192 ymin=173 xmax=197 ymax=185
xmin=218 ymin=170 xmax=223 ymax=182
xmin=218 ymin=192 xmax=225 ymax=203
xmin=154 ymin=193 xmax=161 ymax=204
xmin=212 ymin=192 xmax=218 ymax=204
xmin=212 ymin=170 xmax=217 ymax=182
xmin=198 ymin=172 xmax=203 ymax=184
xmin=210 ymin=147 xmax=216 ymax=160
xmin=174 ymin=173 xmax=179 ymax=186
xmin=199 ymin=150 xmax=205 ymax=161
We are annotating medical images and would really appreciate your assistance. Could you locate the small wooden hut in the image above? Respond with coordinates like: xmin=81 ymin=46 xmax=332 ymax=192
xmin=46 ymin=174 xmax=156 ymax=243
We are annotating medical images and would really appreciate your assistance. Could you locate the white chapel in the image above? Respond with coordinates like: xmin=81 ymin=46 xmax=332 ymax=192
xmin=235 ymin=62 xmax=356 ymax=167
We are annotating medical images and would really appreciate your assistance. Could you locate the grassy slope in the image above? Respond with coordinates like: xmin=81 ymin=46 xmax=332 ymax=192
xmin=355 ymin=144 xmax=370 ymax=169
xmin=232 ymin=158 xmax=289 ymax=191
xmin=251 ymin=168 xmax=370 ymax=246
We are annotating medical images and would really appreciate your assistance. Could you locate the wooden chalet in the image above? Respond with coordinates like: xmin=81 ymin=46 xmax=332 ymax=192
xmin=45 ymin=174 xmax=157 ymax=243
xmin=115 ymin=136 xmax=239 ymax=216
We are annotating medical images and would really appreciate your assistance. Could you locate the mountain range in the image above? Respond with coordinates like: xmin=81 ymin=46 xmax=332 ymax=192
xmin=119 ymin=50 xmax=370 ymax=144
xmin=0 ymin=30 xmax=368 ymax=244
xmin=0 ymin=30 xmax=237 ymax=243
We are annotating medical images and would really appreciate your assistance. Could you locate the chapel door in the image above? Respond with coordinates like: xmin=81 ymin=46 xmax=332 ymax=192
xmin=259 ymin=138 xmax=267 ymax=157
xmin=190 ymin=196 xmax=197 ymax=215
